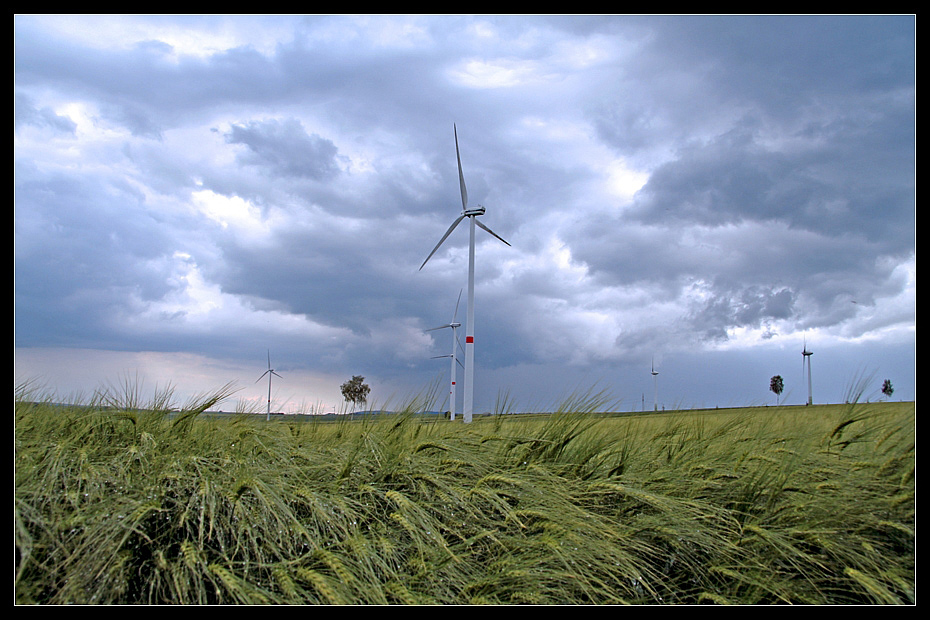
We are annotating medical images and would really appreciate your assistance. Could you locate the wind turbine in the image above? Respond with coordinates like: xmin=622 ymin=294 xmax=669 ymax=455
xmin=651 ymin=357 xmax=659 ymax=411
xmin=802 ymin=337 xmax=813 ymax=405
xmin=256 ymin=350 xmax=283 ymax=421
xmin=420 ymin=124 xmax=511 ymax=423
xmin=426 ymin=289 xmax=465 ymax=420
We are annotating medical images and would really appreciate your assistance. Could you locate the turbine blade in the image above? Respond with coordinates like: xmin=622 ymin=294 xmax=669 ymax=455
xmin=455 ymin=124 xmax=468 ymax=210
xmin=256 ymin=370 xmax=271 ymax=382
xmin=426 ymin=324 xmax=452 ymax=332
xmin=474 ymin=218 xmax=511 ymax=246
xmin=271 ymin=371 xmax=283 ymax=378
xmin=453 ymin=288 xmax=463 ymax=322
xmin=420 ymin=214 xmax=465 ymax=270
xmin=431 ymin=354 xmax=453 ymax=359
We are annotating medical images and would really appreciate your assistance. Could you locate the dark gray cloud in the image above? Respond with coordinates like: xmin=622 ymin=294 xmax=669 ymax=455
xmin=687 ymin=286 xmax=795 ymax=342
xmin=226 ymin=119 xmax=341 ymax=180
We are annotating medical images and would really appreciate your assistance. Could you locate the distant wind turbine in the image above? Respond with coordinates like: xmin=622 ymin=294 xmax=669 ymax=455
xmin=651 ymin=357 xmax=659 ymax=412
xmin=256 ymin=350 xmax=283 ymax=421
xmin=420 ymin=124 xmax=511 ymax=423
xmin=802 ymin=337 xmax=813 ymax=405
xmin=427 ymin=289 xmax=465 ymax=420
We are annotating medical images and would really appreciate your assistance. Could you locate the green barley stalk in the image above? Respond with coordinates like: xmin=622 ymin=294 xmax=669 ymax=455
xmin=15 ymin=380 xmax=914 ymax=604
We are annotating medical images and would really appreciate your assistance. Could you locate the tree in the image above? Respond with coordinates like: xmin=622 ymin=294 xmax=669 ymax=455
xmin=770 ymin=375 xmax=784 ymax=405
xmin=340 ymin=375 xmax=371 ymax=410
xmin=881 ymin=379 xmax=894 ymax=400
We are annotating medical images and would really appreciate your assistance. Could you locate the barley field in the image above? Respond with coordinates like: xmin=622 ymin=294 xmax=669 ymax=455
xmin=15 ymin=381 xmax=914 ymax=604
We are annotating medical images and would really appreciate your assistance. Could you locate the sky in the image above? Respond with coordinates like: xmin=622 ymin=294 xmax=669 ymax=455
xmin=14 ymin=15 xmax=915 ymax=415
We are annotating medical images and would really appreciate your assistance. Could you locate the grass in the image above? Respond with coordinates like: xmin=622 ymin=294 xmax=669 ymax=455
xmin=15 ymin=381 xmax=914 ymax=604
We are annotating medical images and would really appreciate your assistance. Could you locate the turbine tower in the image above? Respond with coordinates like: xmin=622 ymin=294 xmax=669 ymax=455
xmin=802 ymin=337 xmax=813 ymax=405
xmin=651 ymin=357 xmax=659 ymax=411
xmin=426 ymin=289 xmax=464 ymax=420
xmin=420 ymin=124 xmax=511 ymax=423
xmin=256 ymin=350 xmax=283 ymax=421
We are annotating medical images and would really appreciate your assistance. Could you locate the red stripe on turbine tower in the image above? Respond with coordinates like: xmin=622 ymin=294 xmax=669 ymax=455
xmin=466 ymin=336 xmax=474 ymax=343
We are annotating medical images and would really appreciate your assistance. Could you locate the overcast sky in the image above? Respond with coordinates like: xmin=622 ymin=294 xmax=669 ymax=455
xmin=15 ymin=15 xmax=915 ymax=414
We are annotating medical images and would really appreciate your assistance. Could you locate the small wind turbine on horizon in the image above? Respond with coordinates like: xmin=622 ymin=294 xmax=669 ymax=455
xmin=802 ymin=337 xmax=813 ymax=405
xmin=427 ymin=289 xmax=465 ymax=420
xmin=651 ymin=357 xmax=659 ymax=412
xmin=420 ymin=124 xmax=511 ymax=423
xmin=256 ymin=350 xmax=283 ymax=421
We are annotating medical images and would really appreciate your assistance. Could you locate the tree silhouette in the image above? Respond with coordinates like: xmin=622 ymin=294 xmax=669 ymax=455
xmin=770 ymin=375 xmax=784 ymax=405
xmin=881 ymin=379 xmax=894 ymax=400
xmin=340 ymin=375 xmax=371 ymax=410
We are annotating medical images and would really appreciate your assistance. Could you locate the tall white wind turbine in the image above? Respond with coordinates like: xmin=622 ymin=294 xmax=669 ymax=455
xmin=427 ymin=289 xmax=464 ymax=420
xmin=256 ymin=350 xmax=283 ymax=421
xmin=802 ymin=337 xmax=813 ymax=405
xmin=420 ymin=124 xmax=511 ymax=423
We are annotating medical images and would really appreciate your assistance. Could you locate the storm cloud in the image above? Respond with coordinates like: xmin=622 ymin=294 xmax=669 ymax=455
xmin=15 ymin=15 xmax=914 ymax=412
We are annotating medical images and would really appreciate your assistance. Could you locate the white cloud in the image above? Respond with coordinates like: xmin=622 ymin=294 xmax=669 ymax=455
xmin=448 ymin=58 xmax=550 ymax=89
xmin=191 ymin=190 xmax=269 ymax=237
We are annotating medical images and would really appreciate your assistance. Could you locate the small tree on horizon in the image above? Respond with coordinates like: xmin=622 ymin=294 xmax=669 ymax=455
xmin=340 ymin=375 xmax=371 ymax=411
xmin=770 ymin=375 xmax=784 ymax=405
xmin=881 ymin=379 xmax=894 ymax=400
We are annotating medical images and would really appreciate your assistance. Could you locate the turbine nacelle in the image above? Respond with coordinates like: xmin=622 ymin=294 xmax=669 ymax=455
xmin=257 ymin=369 xmax=282 ymax=382
xmin=464 ymin=206 xmax=486 ymax=217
